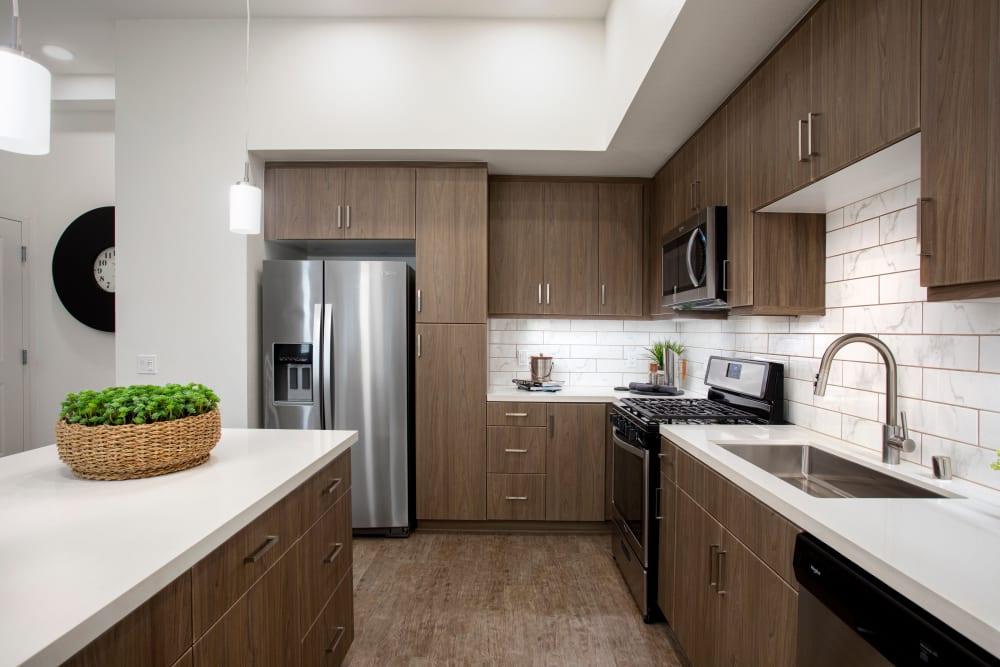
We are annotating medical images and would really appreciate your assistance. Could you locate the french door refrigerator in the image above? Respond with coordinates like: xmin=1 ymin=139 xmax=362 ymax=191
xmin=262 ymin=260 xmax=414 ymax=536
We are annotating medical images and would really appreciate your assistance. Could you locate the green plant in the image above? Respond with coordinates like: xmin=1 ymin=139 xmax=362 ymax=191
xmin=666 ymin=340 xmax=685 ymax=357
xmin=60 ymin=383 xmax=220 ymax=427
xmin=645 ymin=340 xmax=666 ymax=368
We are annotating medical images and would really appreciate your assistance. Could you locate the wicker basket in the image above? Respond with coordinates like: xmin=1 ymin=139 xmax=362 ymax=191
xmin=55 ymin=409 xmax=222 ymax=481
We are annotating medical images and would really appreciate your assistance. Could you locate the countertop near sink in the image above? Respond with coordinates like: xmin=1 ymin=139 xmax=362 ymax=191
xmin=661 ymin=424 xmax=1000 ymax=658
xmin=487 ymin=385 xmax=701 ymax=403
xmin=0 ymin=428 xmax=358 ymax=667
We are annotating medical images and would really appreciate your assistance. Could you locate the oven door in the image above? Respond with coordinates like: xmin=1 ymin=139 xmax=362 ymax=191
xmin=611 ymin=426 xmax=650 ymax=567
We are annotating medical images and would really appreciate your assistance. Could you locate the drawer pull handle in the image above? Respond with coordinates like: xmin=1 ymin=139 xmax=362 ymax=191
xmin=505 ymin=496 xmax=528 ymax=501
xmin=504 ymin=448 xmax=528 ymax=453
xmin=325 ymin=542 xmax=344 ymax=564
xmin=326 ymin=626 xmax=346 ymax=654
xmin=323 ymin=478 xmax=343 ymax=496
xmin=504 ymin=412 xmax=528 ymax=417
xmin=245 ymin=535 xmax=279 ymax=564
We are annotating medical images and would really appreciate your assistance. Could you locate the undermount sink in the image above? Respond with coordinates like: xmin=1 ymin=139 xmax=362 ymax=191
xmin=718 ymin=443 xmax=957 ymax=499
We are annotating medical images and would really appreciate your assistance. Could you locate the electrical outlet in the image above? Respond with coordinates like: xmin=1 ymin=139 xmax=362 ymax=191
xmin=136 ymin=354 xmax=158 ymax=374
xmin=625 ymin=349 xmax=636 ymax=369
xmin=518 ymin=350 xmax=530 ymax=366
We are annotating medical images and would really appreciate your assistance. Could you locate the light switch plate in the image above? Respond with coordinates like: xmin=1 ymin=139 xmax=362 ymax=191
xmin=518 ymin=350 xmax=530 ymax=366
xmin=136 ymin=354 xmax=158 ymax=374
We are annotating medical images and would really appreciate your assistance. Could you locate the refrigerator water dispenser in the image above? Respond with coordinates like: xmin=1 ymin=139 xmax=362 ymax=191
xmin=273 ymin=343 xmax=314 ymax=403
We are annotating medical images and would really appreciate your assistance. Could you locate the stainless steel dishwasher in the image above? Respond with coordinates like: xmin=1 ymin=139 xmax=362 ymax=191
xmin=794 ymin=534 xmax=1000 ymax=666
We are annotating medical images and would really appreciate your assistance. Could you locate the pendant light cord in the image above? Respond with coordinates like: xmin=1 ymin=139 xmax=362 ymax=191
xmin=243 ymin=0 xmax=251 ymax=183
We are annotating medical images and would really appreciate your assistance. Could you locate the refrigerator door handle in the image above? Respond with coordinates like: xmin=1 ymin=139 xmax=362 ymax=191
xmin=312 ymin=303 xmax=324 ymax=427
xmin=322 ymin=303 xmax=333 ymax=430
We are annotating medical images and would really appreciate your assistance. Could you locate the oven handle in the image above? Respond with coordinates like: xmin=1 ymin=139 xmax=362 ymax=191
xmin=612 ymin=428 xmax=646 ymax=458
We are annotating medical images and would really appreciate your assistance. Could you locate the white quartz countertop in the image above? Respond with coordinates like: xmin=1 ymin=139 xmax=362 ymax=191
xmin=0 ymin=428 xmax=357 ymax=667
xmin=660 ymin=424 xmax=1000 ymax=658
xmin=487 ymin=385 xmax=699 ymax=403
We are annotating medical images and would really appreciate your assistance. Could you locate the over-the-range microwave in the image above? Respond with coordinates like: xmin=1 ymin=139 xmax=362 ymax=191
xmin=661 ymin=206 xmax=728 ymax=311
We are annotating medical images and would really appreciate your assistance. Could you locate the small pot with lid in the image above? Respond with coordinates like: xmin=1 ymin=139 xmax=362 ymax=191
xmin=530 ymin=354 xmax=554 ymax=382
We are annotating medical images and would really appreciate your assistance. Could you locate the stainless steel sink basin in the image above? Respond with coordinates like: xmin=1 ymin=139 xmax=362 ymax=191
xmin=718 ymin=443 xmax=955 ymax=499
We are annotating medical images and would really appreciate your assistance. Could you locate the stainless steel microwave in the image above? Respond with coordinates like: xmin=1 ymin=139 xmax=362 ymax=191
xmin=661 ymin=207 xmax=728 ymax=310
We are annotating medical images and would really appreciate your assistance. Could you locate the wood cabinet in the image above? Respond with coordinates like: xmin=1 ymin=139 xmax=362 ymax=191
xmin=416 ymin=168 xmax=488 ymax=324
xmin=265 ymin=165 xmax=415 ymax=240
xmin=545 ymin=403 xmax=605 ymax=521
xmin=656 ymin=469 xmax=678 ymax=623
xmin=921 ymin=0 xmax=1000 ymax=298
xmin=672 ymin=491 xmax=724 ymax=667
xmin=487 ymin=473 xmax=546 ymax=520
xmin=415 ymin=324 xmax=486 ymax=520
xmin=725 ymin=84 xmax=755 ymax=309
xmin=598 ymin=183 xmax=644 ymax=316
xmin=488 ymin=179 xmax=644 ymax=318
xmin=66 ymin=451 xmax=354 ymax=667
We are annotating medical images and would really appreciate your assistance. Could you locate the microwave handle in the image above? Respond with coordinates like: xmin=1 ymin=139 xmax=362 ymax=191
xmin=686 ymin=229 xmax=703 ymax=287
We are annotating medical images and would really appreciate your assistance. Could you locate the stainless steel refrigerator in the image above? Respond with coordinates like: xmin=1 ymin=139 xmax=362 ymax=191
xmin=262 ymin=260 xmax=414 ymax=536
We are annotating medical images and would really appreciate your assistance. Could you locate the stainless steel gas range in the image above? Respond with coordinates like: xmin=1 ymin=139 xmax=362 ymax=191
xmin=609 ymin=356 xmax=785 ymax=622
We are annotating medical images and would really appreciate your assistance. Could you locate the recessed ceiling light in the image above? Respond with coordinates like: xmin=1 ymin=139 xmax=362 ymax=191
xmin=41 ymin=45 xmax=75 ymax=62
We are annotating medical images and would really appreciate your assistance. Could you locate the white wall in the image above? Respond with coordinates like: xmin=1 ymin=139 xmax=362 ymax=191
xmin=0 ymin=111 xmax=116 ymax=448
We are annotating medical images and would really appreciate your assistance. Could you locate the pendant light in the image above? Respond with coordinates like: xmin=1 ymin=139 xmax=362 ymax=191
xmin=0 ymin=0 xmax=51 ymax=155
xmin=229 ymin=0 xmax=261 ymax=234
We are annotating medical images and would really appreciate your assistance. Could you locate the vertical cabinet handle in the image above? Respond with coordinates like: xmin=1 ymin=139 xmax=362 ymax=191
xmin=797 ymin=119 xmax=808 ymax=162
xmin=417 ymin=334 xmax=422 ymax=358
xmin=917 ymin=197 xmax=933 ymax=257
xmin=337 ymin=205 xmax=342 ymax=229
xmin=807 ymin=112 xmax=817 ymax=157
xmin=722 ymin=259 xmax=730 ymax=292
xmin=416 ymin=289 xmax=422 ymax=313
xmin=346 ymin=205 xmax=351 ymax=229
xmin=601 ymin=283 xmax=606 ymax=306
xmin=546 ymin=283 xmax=551 ymax=305
xmin=654 ymin=487 xmax=663 ymax=520
xmin=708 ymin=544 xmax=719 ymax=588
xmin=716 ymin=549 xmax=727 ymax=595
xmin=538 ymin=283 xmax=542 ymax=305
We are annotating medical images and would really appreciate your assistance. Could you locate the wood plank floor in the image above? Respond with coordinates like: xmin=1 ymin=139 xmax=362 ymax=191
xmin=343 ymin=532 xmax=685 ymax=666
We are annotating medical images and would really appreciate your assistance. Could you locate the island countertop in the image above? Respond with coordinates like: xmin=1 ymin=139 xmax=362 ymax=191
xmin=0 ymin=427 xmax=357 ymax=667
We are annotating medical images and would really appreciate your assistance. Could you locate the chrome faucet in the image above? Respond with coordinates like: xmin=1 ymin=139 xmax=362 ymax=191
xmin=814 ymin=333 xmax=915 ymax=465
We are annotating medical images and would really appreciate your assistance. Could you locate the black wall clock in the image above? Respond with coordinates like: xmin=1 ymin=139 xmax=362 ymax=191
xmin=52 ymin=206 xmax=115 ymax=333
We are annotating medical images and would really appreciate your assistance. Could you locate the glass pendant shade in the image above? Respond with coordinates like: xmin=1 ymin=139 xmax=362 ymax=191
xmin=0 ymin=48 xmax=51 ymax=155
xmin=229 ymin=180 xmax=262 ymax=234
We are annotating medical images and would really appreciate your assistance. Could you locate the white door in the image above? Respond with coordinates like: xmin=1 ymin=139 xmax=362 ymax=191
xmin=0 ymin=217 xmax=24 ymax=456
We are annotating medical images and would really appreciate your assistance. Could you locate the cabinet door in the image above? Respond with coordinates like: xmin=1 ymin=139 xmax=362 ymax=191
xmin=248 ymin=548 xmax=300 ymax=665
xmin=725 ymin=84 xmax=754 ymax=308
xmin=750 ymin=22 xmax=812 ymax=208
xmin=657 ymin=473 xmax=677 ymax=622
xmin=697 ymin=107 xmax=727 ymax=208
xmin=545 ymin=403 xmax=605 ymax=521
xmin=648 ymin=163 xmax=673 ymax=316
xmin=921 ymin=0 xmax=1000 ymax=288
xmin=193 ymin=594 xmax=252 ymax=667
xmin=811 ymin=0 xmax=920 ymax=178
xmin=543 ymin=183 xmax=599 ymax=316
xmin=343 ymin=167 xmax=415 ymax=239
xmin=265 ymin=166 xmax=345 ymax=240
xmin=598 ymin=183 xmax=644 ymax=317
xmin=488 ymin=181 xmax=545 ymax=315
xmin=672 ymin=492 xmax=724 ymax=667
xmin=719 ymin=532 xmax=798 ymax=667
xmin=670 ymin=141 xmax=699 ymax=223
xmin=416 ymin=168 xmax=488 ymax=323
xmin=415 ymin=324 xmax=487 ymax=520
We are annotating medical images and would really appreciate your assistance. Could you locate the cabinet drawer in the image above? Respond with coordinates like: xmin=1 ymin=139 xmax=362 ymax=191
xmin=303 ymin=450 xmax=352 ymax=531
xmin=302 ymin=570 xmax=355 ymax=667
xmin=298 ymin=490 xmax=352 ymax=638
xmin=191 ymin=483 xmax=304 ymax=638
xmin=487 ymin=474 xmax=546 ymax=520
xmin=487 ymin=426 xmax=546 ymax=473
xmin=487 ymin=402 xmax=547 ymax=426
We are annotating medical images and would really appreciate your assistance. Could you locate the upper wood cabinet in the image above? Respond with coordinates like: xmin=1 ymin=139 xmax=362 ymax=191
xmin=725 ymin=84 xmax=755 ymax=309
xmin=920 ymin=0 xmax=1000 ymax=299
xmin=415 ymin=323 xmax=486 ymax=520
xmin=489 ymin=179 xmax=644 ymax=318
xmin=265 ymin=165 xmax=415 ymax=240
xmin=697 ymin=107 xmax=728 ymax=210
xmin=545 ymin=403 xmax=605 ymax=521
xmin=415 ymin=168 xmax=488 ymax=324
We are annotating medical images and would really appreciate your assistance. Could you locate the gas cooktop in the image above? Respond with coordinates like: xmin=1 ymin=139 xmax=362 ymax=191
xmin=618 ymin=397 xmax=764 ymax=426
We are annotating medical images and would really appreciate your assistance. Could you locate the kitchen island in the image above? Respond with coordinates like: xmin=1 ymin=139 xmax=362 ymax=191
xmin=0 ymin=428 xmax=357 ymax=667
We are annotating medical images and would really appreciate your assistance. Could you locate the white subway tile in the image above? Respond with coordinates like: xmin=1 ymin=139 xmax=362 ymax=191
xmin=597 ymin=331 xmax=650 ymax=346
xmin=921 ymin=436 xmax=1000 ymax=491
xmin=786 ymin=402 xmax=842 ymax=438
xmin=491 ymin=330 xmax=543 ymax=345
xmin=570 ymin=345 xmax=623 ymax=359
xmin=516 ymin=344 xmax=569 ymax=358
xmin=842 ymin=239 xmax=920 ymax=280
xmin=879 ymin=270 xmax=926 ymax=304
xmin=677 ymin=319 xmax=724 ymax=333
xmin=518 ymin=319 xmax=572 ymax=331
xmin=791 ymin=309 xmax=844 ymax=334
xmin=878 ymin=206 xmax=917 ymax=244
xmin=980 ymin=411 xmax=1000 ymax=451
xmin=842 ymin=303 xmax=921 ymax=334
xmin=784 ymin=378 xmax=816 ymax=405
xmin=687 ymin=333 xmax=736 ymax=350
xmin=923 ymin=302 xmax=1000 ymax=335
xmin=555 ymin=358 xmax=596 ymax=373
xmin=489 ymin=358 xmax=523 ymax=372
xmin=570 ymin=319 xmax=623 ymax=332
xmin=982 ymin=337 xmax=1000 ymax=373
xmin=923 ymin=368 xmax=1000 ymax=411
xmin=768 ymin=334 xmax=814 ymax=357
xmin=841 ymin=415 xmax=882 ymax=452
xmin=489 ymin=372 xmax=515 ymax=385
xmin=826 ymin=256 xmax=844 ymax=282
xmin=490 ymin=344 xmax=516 ymax=358
xmin=878 ymin=334 xmax=979 ymax=370
xmin=903 ymin=179 xmax=921 ymax=203
xmin=624 ymin=320 xmax=678 ymax=333
xmin=814 ymin=385 xmax=880 ymax=420
xmin=899 ymin=397 xmax=980 ymax=445
xmin=843 ymin=182 xmax=909 ymax=225
xmin=826 ymin=277 xmax=880 ymax=308
xmin=814 ymin=334 xmax=879 ymax=362
xmin=543 ymin=331 xmax=597 ymax=345
xmin=826 ymin=208 xmax=845 ymax=231
xmin=733 ymin=333 xmax=769 ymax=353
xmin=840 ymin=361 xmax=922 ymax=398
xmin=597 ymin=358 xmax=645 ymax=373
xmin=787 ymin=356 xmax=841 ymax=384
xmin=569 ymin=372 xmax=622 ymax=387
xmin=489 ymin=319 xmax=517 ymax=331
xmin=826 ymin=219 xmax=880 ymax=256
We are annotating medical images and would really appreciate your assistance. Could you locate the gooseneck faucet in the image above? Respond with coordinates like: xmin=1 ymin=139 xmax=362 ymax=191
xmin=814 ymin=333 xmax=915 ymax=465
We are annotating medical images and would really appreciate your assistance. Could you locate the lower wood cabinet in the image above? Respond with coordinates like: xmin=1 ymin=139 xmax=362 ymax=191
xmin=487 ymin=473 xmax=546 ymax=520
xmin=656 ymin=441 xmax=678 ymax=623
xmin=546 ymin=403 xmax=605 ymax=521
xmin=63 ymin=451 xmax=355 ymax=667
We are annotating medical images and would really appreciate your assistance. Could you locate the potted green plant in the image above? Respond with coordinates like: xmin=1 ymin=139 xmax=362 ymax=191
xmin=666 ymin=340 xmax=686 ymax=383
xmin=56 ymin=383 xmax=221 ymax=480
xmin=644 ymin=340 xmax=667 ymax=370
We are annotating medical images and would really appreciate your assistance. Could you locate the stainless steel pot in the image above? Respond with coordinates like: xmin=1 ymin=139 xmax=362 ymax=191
xmin=530 ymin=355 xmax=553 ymax=382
